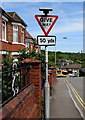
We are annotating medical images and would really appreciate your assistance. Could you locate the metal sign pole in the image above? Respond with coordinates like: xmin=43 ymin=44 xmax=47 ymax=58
xmin=44 ymin=45 xmax=50 ymax=118
xmin=35 ymin=8 xmax=58 ymax=119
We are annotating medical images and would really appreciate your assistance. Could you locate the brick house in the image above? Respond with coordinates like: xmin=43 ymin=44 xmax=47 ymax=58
xmin=0 ymin=8 xmax=40 ymax=59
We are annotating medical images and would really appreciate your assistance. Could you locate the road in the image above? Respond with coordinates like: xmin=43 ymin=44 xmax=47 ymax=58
xmin=50 ymin=77 xmax=84 ymax=119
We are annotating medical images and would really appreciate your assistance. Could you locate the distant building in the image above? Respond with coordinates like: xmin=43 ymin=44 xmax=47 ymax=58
xmin=56 ymin=64 xmax=82 ymax=73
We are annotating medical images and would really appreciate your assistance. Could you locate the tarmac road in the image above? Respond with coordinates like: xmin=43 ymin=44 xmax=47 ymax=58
xmin=65 ymin=77 xmax=84 ymax=119
xmin=50 ymin=77 xmax=83 ymax=119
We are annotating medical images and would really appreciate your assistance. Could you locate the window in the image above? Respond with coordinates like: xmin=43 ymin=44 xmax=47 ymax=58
xmin=13 ymin=25 xmax=18 ymax=42
xmin=26 ymin=41 xmax=29 ymax=48
xmin=21 ymin=28 xmax=24 ymax=43
xmin=2 ymin=20 xmax=6 ymax=40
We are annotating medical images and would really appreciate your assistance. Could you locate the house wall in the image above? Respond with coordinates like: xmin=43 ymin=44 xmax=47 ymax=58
xmin=1 ymin=41 xmax=25 ymax=52
xmin=7 ymin=21 xmax=13 ymax=42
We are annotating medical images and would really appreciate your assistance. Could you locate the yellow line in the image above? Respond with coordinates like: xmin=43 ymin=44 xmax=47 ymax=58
xmin=66 ymin=79 xmax=85 ymax=105
xmin=70 ymin=86 xmax=85 ymax=109
xmin=69 ymin=83 xmax=85 ymax=105
xmin=66 ymin=79 xmax=85 ymax=109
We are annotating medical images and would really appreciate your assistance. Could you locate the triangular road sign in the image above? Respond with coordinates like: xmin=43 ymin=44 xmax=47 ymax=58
xmin=35 ymin=15 xmax=58 ymax=35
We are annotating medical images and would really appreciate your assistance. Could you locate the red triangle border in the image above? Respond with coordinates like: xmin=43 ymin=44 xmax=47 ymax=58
xmin=35 ymin=15 xmax=58 ymax=35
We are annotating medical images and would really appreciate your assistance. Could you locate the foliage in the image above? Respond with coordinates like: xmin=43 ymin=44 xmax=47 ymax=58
xmin=45 ymin=50 xmax=85 ymax=67
xmin=2 ymin=50 xmax=13 ymax=70
xmin=18 ymin=48 xmax=46 ymax=77
xmin=2 ymin=51 xmax=13 ymax=103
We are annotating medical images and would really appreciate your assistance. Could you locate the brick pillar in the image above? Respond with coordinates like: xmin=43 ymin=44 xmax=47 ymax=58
xmin=49 ymin=67 xmax=56 ymax=84
xmin=20 ymin=59 xmax=42 ymax=116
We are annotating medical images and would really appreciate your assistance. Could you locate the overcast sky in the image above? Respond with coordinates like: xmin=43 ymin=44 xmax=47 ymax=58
xmin=1 ymin=2 xmax=83 ymax=53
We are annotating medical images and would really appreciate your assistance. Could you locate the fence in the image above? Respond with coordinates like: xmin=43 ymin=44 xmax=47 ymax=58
xmin=2 ymin=64 xmax=31 ymax=105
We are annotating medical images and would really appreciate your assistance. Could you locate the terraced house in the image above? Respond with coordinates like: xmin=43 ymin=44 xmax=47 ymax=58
xmin=0 ymin=7 xmax=40 ymax=59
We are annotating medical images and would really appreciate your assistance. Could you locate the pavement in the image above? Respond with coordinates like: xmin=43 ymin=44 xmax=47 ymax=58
xmin=50 ymin=77 xmax=82 ymax=119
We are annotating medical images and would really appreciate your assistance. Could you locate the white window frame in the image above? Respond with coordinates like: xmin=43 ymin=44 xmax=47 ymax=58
xmin=13 ymin=25 xmax=18 ymax=43
xmin=2 ymin=20 xmax=6 ymax=41
xmin=21 ymin=28 xmax=24 ymax=44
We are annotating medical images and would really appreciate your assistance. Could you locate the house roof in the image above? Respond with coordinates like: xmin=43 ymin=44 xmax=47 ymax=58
xmin=56 ymin=64 xmax=82 ymax=69
xmin=66 ymin=64 xmax=82 ymax=69
xmin=1 ymin=8 xmax=27 ymax=26
xmin=7 ymin=12 xmax=27 ymax=26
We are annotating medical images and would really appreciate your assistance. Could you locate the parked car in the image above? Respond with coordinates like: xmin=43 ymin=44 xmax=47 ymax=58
xmin=68 ymin=73 xmax=75 ymax=77
xmin=56 ymin=70 xmax=68 ymax=77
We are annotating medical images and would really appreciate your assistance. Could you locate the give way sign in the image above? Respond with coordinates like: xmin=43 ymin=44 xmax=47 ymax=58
xmin=35 ymin=15 xmax=58 ymax=35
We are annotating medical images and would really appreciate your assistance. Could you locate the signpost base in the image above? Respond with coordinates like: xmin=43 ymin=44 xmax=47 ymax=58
xmin=44 ymin=81 xmax=50 ymax=118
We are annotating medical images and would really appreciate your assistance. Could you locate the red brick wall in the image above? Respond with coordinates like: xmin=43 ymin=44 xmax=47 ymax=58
xmin=0 ymin=84 xmax=40 ymax=119
xmin=20 ymin=59 xmax=42 ymax=116
xmin=29 ymin=64 xmax=42 ymax=105
xmin=1 ymin=41 xmax=25 ymax=52
xmin=48 ymin=68 xmax=56 ymax=92
xmin=7 ymin=21 xmax=13 ymax=42
xmin=18 ymin=25 xmax=21 ymax=43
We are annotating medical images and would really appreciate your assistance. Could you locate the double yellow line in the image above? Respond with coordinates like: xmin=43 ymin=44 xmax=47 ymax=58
xmin=65 ymin=79 xmax=85 ymax=109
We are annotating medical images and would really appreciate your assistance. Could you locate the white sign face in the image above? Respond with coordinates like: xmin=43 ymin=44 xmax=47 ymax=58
xmin=38 ymin=17 xmax=55 ymax=32
xmin=37 ymin=36 xmax=56 ymax=46
xmin=35 ymin=15 xmax=58 ymax=35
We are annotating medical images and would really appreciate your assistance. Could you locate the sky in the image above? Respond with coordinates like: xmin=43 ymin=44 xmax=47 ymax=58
xmin=1 ymin=2 xmax=83 ymax=53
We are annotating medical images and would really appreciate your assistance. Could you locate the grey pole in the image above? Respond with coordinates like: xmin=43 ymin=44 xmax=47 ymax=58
xmin=38 ymin=8 xmax=53 ymax=119
xmin=45 ymin=45 xmax=50 ymax=118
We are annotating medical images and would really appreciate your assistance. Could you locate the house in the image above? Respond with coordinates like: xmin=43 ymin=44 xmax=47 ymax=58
xmin=0 ymin=8 xmax=40 ymax=59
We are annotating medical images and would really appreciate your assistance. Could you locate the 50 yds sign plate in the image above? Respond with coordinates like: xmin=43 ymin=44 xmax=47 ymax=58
xmin=37 ymin=35 xmax=56 ymax=46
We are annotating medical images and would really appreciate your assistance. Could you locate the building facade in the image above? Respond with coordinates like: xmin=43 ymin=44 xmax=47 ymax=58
xmin=0 ymin=8 xmax=40 ymax=59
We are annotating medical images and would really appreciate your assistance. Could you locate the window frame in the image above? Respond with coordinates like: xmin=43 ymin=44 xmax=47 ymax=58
xmin=21 ymin=28 xmax=24 ymax=44
xmin=2 ymin=20 xmax=6 ymax=41
xmin=13 ymin=25 xmax=18 ymax=43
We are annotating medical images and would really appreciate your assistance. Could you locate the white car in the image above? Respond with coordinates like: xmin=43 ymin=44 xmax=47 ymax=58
xmin=68 ymin=73 xmax=75 ymax=77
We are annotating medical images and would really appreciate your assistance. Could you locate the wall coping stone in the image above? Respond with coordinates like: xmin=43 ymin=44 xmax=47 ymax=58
xmin=20 ymin=58 xmax=42 ymax=63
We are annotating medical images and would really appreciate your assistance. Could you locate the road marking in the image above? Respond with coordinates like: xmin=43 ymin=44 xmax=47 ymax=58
xmin=64 ymin=80 xmax=84 ymax=118
xmin=66 ymin=79 xmax=85 ymax=105
xmin=65 ymin=79 xmax=85 ymax=109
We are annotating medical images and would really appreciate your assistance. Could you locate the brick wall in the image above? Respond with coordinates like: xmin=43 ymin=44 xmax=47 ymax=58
xmin=7 ymin=21 xmax=13 ymax=42
xmin=48 ymin=67 xmax=56 ymax=94
xmin=0 ymin=84 xmax=40 ymax=119
xmin=20 ymin=59 xmax=42 ymax=108
xmin=29 ymin=63 xmax=42 ymax=105
xmin=0 ymin=59 xmax=42 ymax=119
xmin=1 ymin=41 xmax=25 ymax=52
xmin=18 ymin=25 xmax=21 ymax=43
